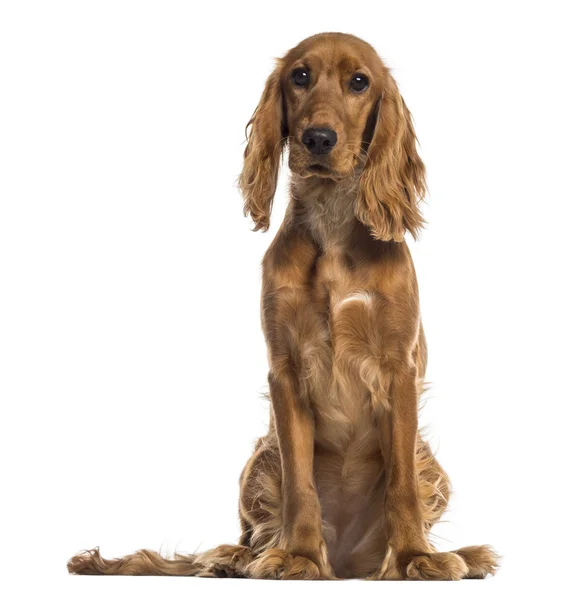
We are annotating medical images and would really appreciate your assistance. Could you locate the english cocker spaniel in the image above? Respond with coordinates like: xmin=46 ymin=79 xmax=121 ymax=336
xmin=68 ymin=32 xmax=498 ymax=580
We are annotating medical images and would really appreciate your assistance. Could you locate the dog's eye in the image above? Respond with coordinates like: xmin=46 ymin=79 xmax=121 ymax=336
xmin=291 ymin=68 xmax=310 ymax=87
xmin=350 ymin=73 xmax=369 ymax=92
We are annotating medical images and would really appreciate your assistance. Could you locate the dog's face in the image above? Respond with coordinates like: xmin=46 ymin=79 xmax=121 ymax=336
xmin=282 ymin=35 xmax=384 ymax=181
xmin=239 ymin=33 xmax=426 ymax=242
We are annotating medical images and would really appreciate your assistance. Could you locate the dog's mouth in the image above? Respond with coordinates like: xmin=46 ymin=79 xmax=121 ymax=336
xmin=308 ymin=164 xmax=331 ymax=174
xmin=306 ymin=163 xmax=337 ymax=178
xmin=289 ymin=143 xmax=348 ymax=180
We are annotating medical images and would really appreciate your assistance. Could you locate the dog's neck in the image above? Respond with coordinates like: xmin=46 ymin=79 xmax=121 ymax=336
xmin=289 ymin=173 xmax=359 ymax=248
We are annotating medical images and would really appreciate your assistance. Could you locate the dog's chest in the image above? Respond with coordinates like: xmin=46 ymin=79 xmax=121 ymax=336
xmin=312 ymin=244 xmax=354 ymax=311
xmin=308 ymin=245 xmax=378 ymax=452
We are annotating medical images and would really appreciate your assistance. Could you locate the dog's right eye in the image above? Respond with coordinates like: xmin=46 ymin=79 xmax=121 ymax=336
xmin=291 ymin=68 xmax=310 ymax=87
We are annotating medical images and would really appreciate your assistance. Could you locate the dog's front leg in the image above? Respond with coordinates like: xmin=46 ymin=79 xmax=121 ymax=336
xmin=273 ymin=367 xmax=329 ymax=560
xmin=245 ymin=361 xmax=331 ymax=579
xmin=246 ymin=272 xmax=332 ymax=578
xmin=374 ymin=361 xmax=468 ymax=580
xmin=244 ymin=230 xmax=333 ymax=579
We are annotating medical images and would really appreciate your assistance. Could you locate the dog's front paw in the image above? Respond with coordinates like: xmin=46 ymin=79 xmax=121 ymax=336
xmin=372 ymin=545 xmax=469 ymax=581
xmin=405 ymin=551 xmax=468 ymax=580
xmin=245 ymin=548 xmax=322 ymax=579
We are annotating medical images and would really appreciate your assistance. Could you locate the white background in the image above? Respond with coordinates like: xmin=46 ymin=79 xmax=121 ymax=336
xmin=1 ymin=1 xmax=567 ymax=598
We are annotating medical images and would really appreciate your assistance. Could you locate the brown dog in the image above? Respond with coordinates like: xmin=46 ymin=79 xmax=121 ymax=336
xmin=68 ymin=32 xmax=498 ymax=580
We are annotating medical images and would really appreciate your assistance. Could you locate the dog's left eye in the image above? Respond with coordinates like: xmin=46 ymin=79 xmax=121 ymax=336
xmin=350 ymin=73 xmax=369 ymax=92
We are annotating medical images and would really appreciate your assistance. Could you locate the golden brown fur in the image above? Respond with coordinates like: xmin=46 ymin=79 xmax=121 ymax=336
xmin=68 ymin=33 xmax=498 ymax=581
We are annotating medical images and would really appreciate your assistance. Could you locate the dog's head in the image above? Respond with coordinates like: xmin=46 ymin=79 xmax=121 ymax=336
xmin=239 ymin=33 xmax=426 ymax=242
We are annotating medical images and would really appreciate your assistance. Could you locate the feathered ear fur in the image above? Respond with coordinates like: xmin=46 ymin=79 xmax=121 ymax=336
xmin=239 ymin=62 xmax=286 ymax=232
xmin=356 ymin=74 xmax=426 ymax=242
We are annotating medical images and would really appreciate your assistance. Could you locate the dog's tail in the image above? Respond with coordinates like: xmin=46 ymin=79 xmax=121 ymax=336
xmin=67 ymin=544 xmax=253 ymax=577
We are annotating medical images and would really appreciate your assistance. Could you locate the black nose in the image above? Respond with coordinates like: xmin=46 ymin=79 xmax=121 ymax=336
xmin=301 ymin=128 xmax=338 ymax=155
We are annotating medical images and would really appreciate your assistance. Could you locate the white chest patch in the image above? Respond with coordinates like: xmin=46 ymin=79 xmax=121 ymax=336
xmin=334 ymin=291 xmax=374 ymax=311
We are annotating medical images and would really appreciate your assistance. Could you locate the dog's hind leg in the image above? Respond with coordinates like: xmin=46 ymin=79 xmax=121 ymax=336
xmin=416 ymin=437 xmax=450 ymax=533
xmin=238 ymin=435 xmax=283 ymax=557
xmin=409 ymin=438 xmax=499 ymax=580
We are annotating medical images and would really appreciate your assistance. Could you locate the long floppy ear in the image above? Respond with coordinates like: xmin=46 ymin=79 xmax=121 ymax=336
xmin=356 ymin=74 xmax=426 ymax=242
xmin=239 ymin=61 xmax=286 ymax=232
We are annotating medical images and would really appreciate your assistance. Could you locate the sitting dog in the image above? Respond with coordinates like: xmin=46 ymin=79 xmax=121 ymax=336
xmin=68 ymin=32 xmax=498 ymax=580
